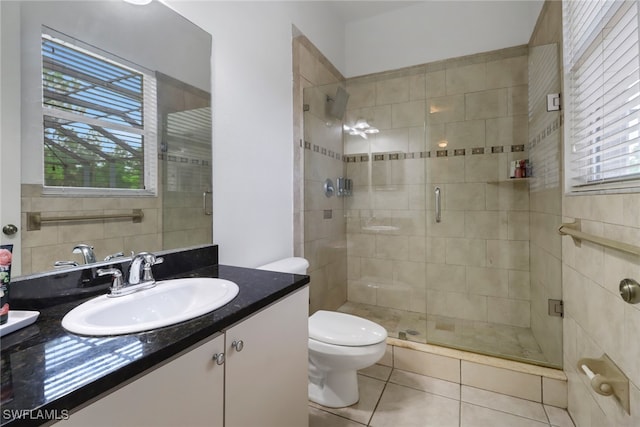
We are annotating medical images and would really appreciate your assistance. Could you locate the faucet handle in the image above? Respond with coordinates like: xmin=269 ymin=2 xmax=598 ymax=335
xmin=97 ymin=268 xmax=124 ymax=294
xmin=104 ymin=252 xmax=125 ymax=262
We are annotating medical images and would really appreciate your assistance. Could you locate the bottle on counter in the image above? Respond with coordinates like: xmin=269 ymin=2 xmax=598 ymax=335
xmin=0 ymin=245 xmax=13 ymax=325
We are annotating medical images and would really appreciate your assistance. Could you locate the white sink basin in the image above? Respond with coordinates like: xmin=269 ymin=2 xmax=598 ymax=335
xmin=62 ymin=278 xmax=239 ymax=336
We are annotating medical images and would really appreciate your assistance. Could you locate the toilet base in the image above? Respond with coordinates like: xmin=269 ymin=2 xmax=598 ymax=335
xmin=308 ymin=369 xmax=359 ymax=408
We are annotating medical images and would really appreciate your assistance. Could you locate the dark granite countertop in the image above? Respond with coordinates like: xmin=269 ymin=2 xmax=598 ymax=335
xmin=0 ymin=258 xmax=309 ymax=427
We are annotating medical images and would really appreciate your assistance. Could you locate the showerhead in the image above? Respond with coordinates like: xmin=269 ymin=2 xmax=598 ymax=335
xmin=326 ymin=86 xmax=349 ymax=120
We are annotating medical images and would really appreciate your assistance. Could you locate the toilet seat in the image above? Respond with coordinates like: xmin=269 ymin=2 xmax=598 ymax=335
xmin=309 ymin=311 xmax=387 ymax=346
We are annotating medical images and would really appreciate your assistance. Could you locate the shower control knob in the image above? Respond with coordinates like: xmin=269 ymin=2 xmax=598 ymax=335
xmin=232 ymin=340 xmax=244 ymax=352
xmin=619 ymin=278 xmax=640 ymax=304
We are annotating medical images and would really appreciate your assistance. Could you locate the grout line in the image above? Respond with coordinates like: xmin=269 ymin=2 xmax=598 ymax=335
xmin=366 ymin=375 xmax=390 ymax=427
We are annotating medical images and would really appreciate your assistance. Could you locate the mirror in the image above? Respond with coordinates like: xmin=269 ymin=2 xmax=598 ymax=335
xmin=1 ymin=0 xmax=212 ymax=277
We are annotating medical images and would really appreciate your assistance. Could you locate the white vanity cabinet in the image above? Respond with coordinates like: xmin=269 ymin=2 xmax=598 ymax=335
xmin=59 ymin=286 xmax=309 ymax=427
xmin=60 ymin=333 xmax=226 ymax=427
xmin=224 ymin=286 xmax=309 ymax=427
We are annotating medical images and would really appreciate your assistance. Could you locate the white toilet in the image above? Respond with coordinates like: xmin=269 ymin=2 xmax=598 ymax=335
xmin=257 ymin=257 xmax=388 ymax=408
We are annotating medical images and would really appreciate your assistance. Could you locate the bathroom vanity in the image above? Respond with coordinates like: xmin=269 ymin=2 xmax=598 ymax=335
xmin=0 ymin=245 xmax=310 ymax=427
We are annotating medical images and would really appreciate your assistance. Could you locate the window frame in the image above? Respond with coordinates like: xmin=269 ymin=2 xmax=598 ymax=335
xmin=40 ymin=29 xmax=158 ymax=197
xmin=563 ymin=0 xmax=640 ymax=195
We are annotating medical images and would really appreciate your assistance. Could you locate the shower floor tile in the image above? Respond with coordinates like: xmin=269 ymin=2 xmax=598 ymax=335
xmin=337 ymin=301 xmax=549 ymax=366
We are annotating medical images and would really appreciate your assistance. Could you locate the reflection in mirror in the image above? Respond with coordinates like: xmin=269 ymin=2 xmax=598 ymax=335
xmin=1 ymin=1 xmax=212 ymax=277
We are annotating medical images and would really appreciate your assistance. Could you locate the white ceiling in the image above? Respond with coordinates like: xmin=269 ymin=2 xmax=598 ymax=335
xmin=327 ymin=1 xmax=421 ymax=23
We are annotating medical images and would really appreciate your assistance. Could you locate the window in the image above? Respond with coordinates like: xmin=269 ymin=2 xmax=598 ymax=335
xmin=41 ymin=30 xmax=157 ymax=195
xmin=564 ymin=0 xmax=640 ymax=193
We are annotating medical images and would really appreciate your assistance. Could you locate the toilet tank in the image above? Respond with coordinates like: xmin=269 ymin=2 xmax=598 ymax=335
xmin=257 ymin=257 xmax=309 ymax=275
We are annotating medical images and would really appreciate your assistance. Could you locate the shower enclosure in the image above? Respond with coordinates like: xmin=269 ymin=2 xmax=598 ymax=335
xmin=302 ymin=44 xmax=562 ymax=368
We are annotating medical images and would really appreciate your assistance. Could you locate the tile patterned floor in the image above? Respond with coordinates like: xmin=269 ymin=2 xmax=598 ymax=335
xmin=337 ymin=302 xmax=551 ymax=366
xmin=309 ymin=365 xmax=575 ymax=427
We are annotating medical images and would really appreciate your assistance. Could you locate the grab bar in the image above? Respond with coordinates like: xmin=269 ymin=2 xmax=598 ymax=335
xmin=559 ymin=220 xmax=640 ymax=256
xmin=203 ymin=190 xmax=212 ymax=216
xmin=27 ymin=210 xmax=143 ymax=231
xmin=435 ymin=187 xmax=441 ymax=223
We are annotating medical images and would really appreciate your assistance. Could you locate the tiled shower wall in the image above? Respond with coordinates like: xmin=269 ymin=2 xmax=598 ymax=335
xmin=344 ymin=46 xmax=532 ymax=331
xmin=293 ymin=35 xmax=348 ymax=314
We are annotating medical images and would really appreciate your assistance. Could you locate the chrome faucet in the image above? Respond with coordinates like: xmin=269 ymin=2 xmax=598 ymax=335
xmin=73 ymin=244 xmax=97 ymax=264
xmin=128 ymin=252 xmax=164 ymax=286
xmin=98 ymin=252 xmax=163 ymax=297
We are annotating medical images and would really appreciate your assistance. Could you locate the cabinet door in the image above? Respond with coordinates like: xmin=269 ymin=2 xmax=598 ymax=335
xmin=225 ymin=287 xmax=309 ymax=427
xmin=60 ymin=334 xmax=225 ymax=427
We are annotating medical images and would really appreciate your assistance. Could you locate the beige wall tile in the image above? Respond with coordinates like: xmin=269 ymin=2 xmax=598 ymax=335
xmin=486 ymin=240 xmax=530 ymax=270
xmin=508 ymin=211 xmax=530 ymax=240
xmin=347 ymin=280 xmax=377 ymax=305
xmin=466 ymin=266 xmax=509 ymax=297
xmin=465 ymin=89 xmax=508 ymax=120
xmin=543 ymin=377 xmax=568 ymax=408
xmin=508 ymin=85 xmax=529 ymax=116
xmin=361 ymin=257 xmax=393 ymax=284
xmin=426 ymin=157 xmax=466 ymax=183
xmin=409 ymin=235 xmax=427 ymax=262
xmin=465 ymin=211 xmax=507 ymax=240
xmin=393 ymin=260 xmax=427 ymax=288
xmin=445 ymin=237 xmax=486 ymax=267
xmin=445 ymin=63 xmax=486 ymax=95
xmin=427 ymin=290 xmax=487 ymax=321
xmin=486 ymin=115 xmax=528 ymax=147
xmin=486 ymin=55 xmax=528 ymax=89
xmin=372 ymin=128 xmax=409 ymax=153
xmin=392 ymin=100 xmax=426 ymax=128
xmin=426 ymin=236 xmax=446 ymax=263
xmin=409 ymin=73 xmax=426 ymax=101
xmin=487 ymin=297 xmax=531 ymax=327
xmin=394 ymin=346 xmax=461 ymax=383
xmin=427 ymin=210 xmax=465 ymax=238
xmin=445 ymin=183 xmax=486 ymax=211
xmin=376 ymin=76 xmax=410 ymax=104
xmin=346 ymin=81 xmax=376 ymax=109
xmin=375 ymin=234 xmax=409 ymax=260
xmin=426 ymin=70 xmax=447 ymax=98
xmin=461 ymin=361 xmax=541 ymax=401
xmin=347 ymin=233 xmax=376 ymax=258
xmin=508 ymin=270 xmax=531 ymax=300
xmin=428 ymin=95 xmax=465 ymax=124
xmin=427 ymin=263 xmax=466 ymax=292
xmin=445 ymin=120 xmax=486 ymax=149
xmin=465 ymin=154 xmax=499 ymax=183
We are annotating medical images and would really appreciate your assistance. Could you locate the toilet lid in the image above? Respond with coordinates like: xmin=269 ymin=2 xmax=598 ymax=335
xmin=309 ymin=311 xmax=387 ymax=346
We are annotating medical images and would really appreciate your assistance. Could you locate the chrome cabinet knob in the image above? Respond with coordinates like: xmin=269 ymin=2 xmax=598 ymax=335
xmin=232 ymin=340 xmax=244 ymax=352
xmin=212 ymin=353 xmax=225 ymax=365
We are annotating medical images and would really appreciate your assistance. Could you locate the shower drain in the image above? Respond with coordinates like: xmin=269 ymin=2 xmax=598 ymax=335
xmin=398 ymin=329 xmax=420 ymax=340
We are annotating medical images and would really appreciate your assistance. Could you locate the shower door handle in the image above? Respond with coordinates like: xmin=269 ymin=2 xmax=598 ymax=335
xmin=203 ymin=190 xmax=212 ymax=216
xmin=435 ymin=187 xmax=441 ymax=223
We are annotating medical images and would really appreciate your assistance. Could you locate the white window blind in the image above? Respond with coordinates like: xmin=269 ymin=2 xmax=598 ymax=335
xmin=564 ymin=0 xmax=640 ymax=193
xmin=41 ymin=30 xmax=157 ymax=195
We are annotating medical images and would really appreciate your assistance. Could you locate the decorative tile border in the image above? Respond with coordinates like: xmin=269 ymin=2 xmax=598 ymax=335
xmin=158 ymin=153 xmax=210 ymax=166
xmin=304 ymin=138 xmax=527 ymax=164
xmin=529 ymin=117 xmax=561 ymax=150
xmin=342 ymin=144 xmax=527 ymax=163
xmin=304 ymin=140 xmax=343 ymax=161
